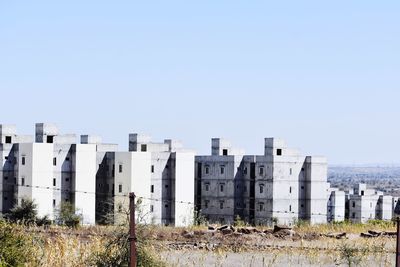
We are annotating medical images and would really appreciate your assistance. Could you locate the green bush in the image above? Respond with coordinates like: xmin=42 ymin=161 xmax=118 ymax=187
xmin=0 ymin=220 xmax=39 ymax=266
xmin=7 ymin=199 xmax=38 ymax=225
xmin=55 ymin=202 xmax=82 ymax=228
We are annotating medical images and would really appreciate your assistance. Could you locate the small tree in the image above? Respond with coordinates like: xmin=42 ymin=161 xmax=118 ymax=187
xmin=55 ymin=202 xmax=82 ymax=228
xmin=8 ymin=199 xmax=38 ymax=225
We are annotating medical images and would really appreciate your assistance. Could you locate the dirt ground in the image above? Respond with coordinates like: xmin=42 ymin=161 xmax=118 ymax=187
xmin=145 ymin=225 xmax=397 ymax=266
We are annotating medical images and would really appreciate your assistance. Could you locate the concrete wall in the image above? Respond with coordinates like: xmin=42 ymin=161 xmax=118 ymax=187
xmin=327 ymin=190 xmax=345 ymax=222
xmin=114 ymin=152 xmax=151 ymax=225
xmin=304 ymin=156 xmax=328 ymax=224
xmin=73 ymin=144 xmax=97 ymax=224
xmin=172 ymin=151 xmax=195 ymax=227
xmin=18 ymin=143 xmax=54 ymax=218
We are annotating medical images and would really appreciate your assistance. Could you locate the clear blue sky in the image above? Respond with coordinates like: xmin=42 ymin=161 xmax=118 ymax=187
xmin=0 ymin=1 xmax=399 ymax=165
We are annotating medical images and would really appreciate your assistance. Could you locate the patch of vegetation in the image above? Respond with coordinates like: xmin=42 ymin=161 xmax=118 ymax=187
xmin=55 ymin=201 xmax=82 ymax=228
xmin=0 ymin=220 xmax=40 ymax=266
xmin=6 ymin=198 xmax=50 ymax=226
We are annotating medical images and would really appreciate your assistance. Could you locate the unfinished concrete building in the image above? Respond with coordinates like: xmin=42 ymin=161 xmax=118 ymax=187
xmin=348 ymin=183 xmax=393 ymax=223
xmin=125 ymin=134 xmax=195 ymax=227
xmin=0 ymin=123 xmax=97 ymax=224
xmin=195 ymin=138 xmax=329 ymax=226
xmin=96 ymin=133 xmax=196 ymax=226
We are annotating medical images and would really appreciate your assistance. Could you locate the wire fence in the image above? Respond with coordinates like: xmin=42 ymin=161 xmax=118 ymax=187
xmin=0 ymin=181 xmax=397 ymax=221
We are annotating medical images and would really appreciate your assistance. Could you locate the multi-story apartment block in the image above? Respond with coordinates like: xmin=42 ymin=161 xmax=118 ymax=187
xmin=348 ymin=183 xmax=393 ymax=223
xmin=95 ymin=133 xmax=195 ymax=227
xmin=127 ymin=134 xmax=195 ymax=227
xmin=4 ymin=123 xmax=399 ymax=227
xmin=195 ymin=138 xmax=329 ymax=226
xmin=0 ymin=123 xmax=97 ymax=224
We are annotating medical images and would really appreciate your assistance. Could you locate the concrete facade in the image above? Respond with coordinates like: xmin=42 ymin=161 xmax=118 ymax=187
xmin=0 ymin=123 xmax=97 ymax=224
xmin=327 ymin=188 xmax=345 ymax=222
xmin=129 ymin=134 xmax=195 ymax=226
xmin=195 ymin=138 xmax=329 ymax=226
xmin=347 ymin=183 xmax=393 ymax=223
xmin=3 ymin=123 xmax=398 ymax=227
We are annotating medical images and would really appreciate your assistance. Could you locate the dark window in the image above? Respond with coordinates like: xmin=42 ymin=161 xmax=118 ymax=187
xmin=220 ymin=166 xmax=225 ymax=174
xmin=53 ymin=199 xmax=56 ymax=207
xmin=289 ymin=186 xmax=292 ymax=194
xmin=66 ymin=157 xmax=70 ymax=161
xmin=352 ymin=212 xmax=355 ymax=218
xmin=165 ymin=204 xmax=169 ymax=208
xmin=259 ymin=203 xmax=264 ymax=211
xmin=53 ymin=178 xmax=56 ymax=186
xmin=22 ymin=156 xmax=25 ymax=165
xmin=352 ymin=201 xmax=355 ymax=208
xmin=150 ymin=205 xmax=154 ymax=212
xmin=361 ymin=190 xmax=364 ymax=196
xmin=4 ymin=176 xmax=8 ymax=180
xmin=151 ymin=185 xmax=154 ymax=193
xmin=259 ymin=166 xmax=264 ymax=175
xmin=301 ymin=186 xmax=304 ymax=190
xmin=290 ymin=168 xmax=292 ymax=175
xmin=204 ymin=200 xmax=209 ymax=208
xmin=53 ymin=157 xmax=57 ymax=166
xmin=220 ymin=201 xmax=224 ymax=209
xmin=151 ymin=165 xmax=154 ymax=173
xmin=47 ymin=136 xmax=54 ymax=143
xmin=165 ymin=184 xmax=168 ymax=188
xmin=119 ymin=184 xmax=122 ymax=193
xmin=141 ymin=144 xmax=147 ymax=152
xmin=301 ymin=204 xmax=304 ymax=208
xmin=260 ymin=185 xmax=264 ymax=194
xmin=301 ymin=167 xmax=305 ymax=172
xmin=5 ymin=136 xmax=12 ymax=143
xmin=205 ymin=183 xmax=209 ymax=191
xmin=21 ymin=177 xmax=25 ymax=186
xmin=220 ymin=184 xmax=224 ymax=192
xmin=119 ymin=164 xmax=123 ymax=173
xmin=277 ymin=149 xmax=282 ymax=156
xmin=205 ymin=166 xmax=209 ymax=174
xmin=289 ymin=205 xmax=292 ymax=212
xmin=222 ymin=149 xmax=228 ymax=156
xmin=4 ymin=156 xmax=8 ymax=160
xmin=65 ymin=177 xmax=70 ymax=182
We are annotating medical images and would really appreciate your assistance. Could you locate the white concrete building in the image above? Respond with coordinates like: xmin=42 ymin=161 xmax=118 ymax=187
xmin=347 ymin=183 xmax=393 ymax=223
xmin=195 ymin=138 xmax=329 ymax=226
xmin=327 ymin=188 xmax=345 ymax=222
xmin=128 ymin=134 xmax=195 ymax=227
xmin=0 ymin=123 xmax=97 ymax=224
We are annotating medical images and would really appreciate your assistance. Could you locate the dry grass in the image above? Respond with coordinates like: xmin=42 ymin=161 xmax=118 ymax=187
xmin=2 ymin=221 xmax=398 ymax=266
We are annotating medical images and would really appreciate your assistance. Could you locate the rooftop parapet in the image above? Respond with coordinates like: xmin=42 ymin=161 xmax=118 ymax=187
xmin=164 ymin=139 xmax=183 ymax=152
xmin=35 ymin=123 xmax=59 ymax=143
xmin=211 ymin=138 xmax=244 ymax=156
xmin=264 ymin=138 xmax=287 ymax=156
xmin=0 ymin=124 xmax=17 ymax=144
xmin=81 ymin=135 xmax=102 ymax=144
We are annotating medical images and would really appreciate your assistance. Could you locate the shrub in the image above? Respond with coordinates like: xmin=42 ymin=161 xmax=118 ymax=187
xmin=90 ymin=226 xmax=166 ymax=267
xmin=0 ymin=221 xmax=39 ymax=266
xmin=7 ymin=198 xmax=38 ymax=225
xmin=55 ymin=202 xmax=82 ymax=228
